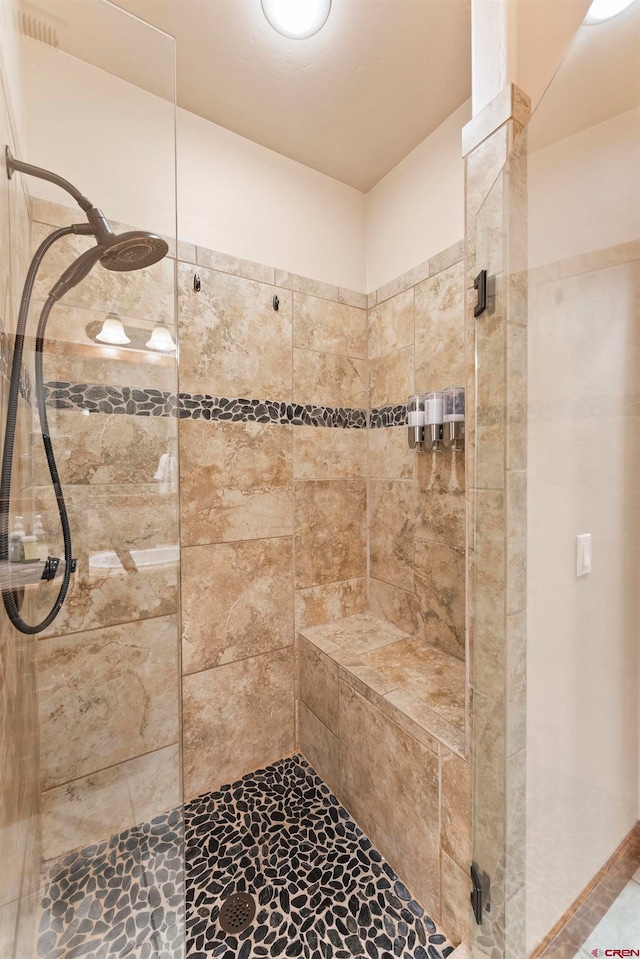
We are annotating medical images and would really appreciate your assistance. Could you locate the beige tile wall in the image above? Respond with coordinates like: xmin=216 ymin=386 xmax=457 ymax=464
xmin=178 ymin=250 xmax=368 ymax=800
xmin=0 ymin=62 xmax=41 ymax=959
xmin=367 ymin=242 xmax=466 ymax=661
xmin=29 ymin=199 xmax=182 ymax=862
xmin=298 ymin=636 xmax=472 ymax=941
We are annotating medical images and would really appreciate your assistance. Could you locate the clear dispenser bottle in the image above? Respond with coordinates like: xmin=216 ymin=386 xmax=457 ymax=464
xmin=33 ymin=514 xmax=48 ymax=561
xmin=9 ymin=515 xmax=25 ymax=563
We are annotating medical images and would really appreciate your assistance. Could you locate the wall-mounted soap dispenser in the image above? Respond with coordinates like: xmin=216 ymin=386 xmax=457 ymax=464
xmin=443 ymin=386 xmax=465 ymax=451
xmin=407 ymin=395 xmax=425 ymax=449
xmin=424 ymin=390 xmax=444 ymax=452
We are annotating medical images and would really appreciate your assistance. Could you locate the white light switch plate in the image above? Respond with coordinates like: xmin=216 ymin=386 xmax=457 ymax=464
xmin=577 ymin=533 xmax=592 ymax=576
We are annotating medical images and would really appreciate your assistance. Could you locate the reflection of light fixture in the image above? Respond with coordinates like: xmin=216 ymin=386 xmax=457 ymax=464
xmin=96 ymin=312 xmax=130 ymax=345
xmin=145 ymin=322 xmax=176 ymax=354
xmin=584 ymin=0 xmax=635 ymax=22
xmin=261 ymin=0 xmax=331 ymax=38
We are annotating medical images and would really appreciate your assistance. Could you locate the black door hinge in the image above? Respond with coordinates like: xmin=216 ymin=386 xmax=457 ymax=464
xmin=470 ymin=862 xmax=491 ymax=925
xmin=474 ymin=269 xmax=487 ymax=317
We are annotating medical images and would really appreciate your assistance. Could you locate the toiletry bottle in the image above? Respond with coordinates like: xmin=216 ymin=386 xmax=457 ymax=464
xmin=9 ymin=516 xmax=25 ymax=563
xmin=21 ymin=535 xmax=38 ymax=563
xmin=33 ymin=514 xmax=48 ymax=562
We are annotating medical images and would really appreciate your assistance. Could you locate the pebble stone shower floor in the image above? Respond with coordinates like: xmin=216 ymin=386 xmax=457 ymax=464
xmin=37 ymin=755 xmax=455 ymax=959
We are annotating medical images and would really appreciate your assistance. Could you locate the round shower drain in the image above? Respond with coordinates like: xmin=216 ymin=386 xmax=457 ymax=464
xmin=219 ymin=892 xmax=256 ymax=935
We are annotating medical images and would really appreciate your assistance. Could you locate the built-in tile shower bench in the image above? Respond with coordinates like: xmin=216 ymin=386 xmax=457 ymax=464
xmin=297 ymin=612 xmax=470 ymax=939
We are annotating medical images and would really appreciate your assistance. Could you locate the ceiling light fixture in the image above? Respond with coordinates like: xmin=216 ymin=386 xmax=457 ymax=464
xmin=145 ymin=321 xmax=177 ymax=354
xmin=95 ymin=312 xmax=130 ymax=345
xmin=261 ymin=0 xmax=331 ymax=38
xmin=584 ymin=0 xmax=635 ymax=22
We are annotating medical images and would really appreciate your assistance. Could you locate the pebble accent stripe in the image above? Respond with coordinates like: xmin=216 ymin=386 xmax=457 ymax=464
xmin=43 ymin=382 xmax=368 ymax=429
xmin=369 ymin=406 xmax=407 ymax=429
xmin=38 ymin=755 xmax=454 ymax=959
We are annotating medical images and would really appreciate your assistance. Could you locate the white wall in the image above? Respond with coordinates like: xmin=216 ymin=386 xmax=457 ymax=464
xmin=526 ymin=106 xmax=640 ymax=952
xmin=365 ymin=100 xmax=470 ymax=292
xmin=21 ymin=39 xmax=367 ymax=292
xmin=178 ymin=107 xmax=366 ymax=291
xmin=529 ymin=107 xmax=640 ymax=269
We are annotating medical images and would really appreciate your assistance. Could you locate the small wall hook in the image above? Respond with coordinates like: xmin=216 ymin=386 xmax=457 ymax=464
xmin=273 ymin=295 xmax=279 ymax=311
xmin=193 ymin=273 xmax=201 ymax=292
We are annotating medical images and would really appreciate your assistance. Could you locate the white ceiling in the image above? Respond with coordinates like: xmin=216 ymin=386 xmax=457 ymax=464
xmin=529 ymin=0 xmax=640 ymax=151
xmin=24 ymin=0 xmax=472 ymax=192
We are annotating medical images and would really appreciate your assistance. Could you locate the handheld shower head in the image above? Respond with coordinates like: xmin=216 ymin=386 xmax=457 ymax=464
xmin=99 ymin=231 xmax=169 ymax=272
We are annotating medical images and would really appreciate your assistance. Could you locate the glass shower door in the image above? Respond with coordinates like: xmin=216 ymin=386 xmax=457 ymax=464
xmin=1 ymin=2 xmax=183 ymax=956
xmin=472 ymin=5 xmax=640 ymax=959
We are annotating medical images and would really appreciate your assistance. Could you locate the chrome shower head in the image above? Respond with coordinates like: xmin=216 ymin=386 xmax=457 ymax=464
xmin=99 ymin=231 xmax=169 ymax=272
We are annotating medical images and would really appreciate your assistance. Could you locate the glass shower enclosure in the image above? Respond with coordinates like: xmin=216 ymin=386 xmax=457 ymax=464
xmin=472 ymin=3 xmax=640 ymax=957
xmin=0 ymin=2 xmax=182 ymax=956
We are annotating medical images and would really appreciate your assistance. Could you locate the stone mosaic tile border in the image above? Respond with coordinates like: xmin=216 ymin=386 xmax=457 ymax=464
xmin=369 ymin=405 xmax=408 ymax=429
xmin=38 ymin=754 xmax=455 ymax=959
xmin=43 ymin=382 xmax=406 ymax=430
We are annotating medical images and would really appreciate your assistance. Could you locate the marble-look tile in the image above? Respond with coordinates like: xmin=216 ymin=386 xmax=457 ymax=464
xmin=441 ymin=749 xmax=472 ymax=870
xmin=429 ymin=241 xmax=464 ymax=277
xmin=34 ymin=483 xmax=179 ymax=636
xmin=375 ymin=261 xmax=431 ymax=306
xmin=298 ymin=701 xmax=338 ymax=794
xmin=369 ymin=346 xmax=414 ymax=409
xmin=299 ymin=636 xmax=339 ymax=734
xmin=369 ymin=480 xmax=414 ymax=590
xmin=338 ymin=287 xmax=368 ymax=310
xmin=369 ymin=578 xmax=414 ymax=633
xmin=472 ymin=690 xmax=506 ymax=874
xmin=293 ymin=292 xmax=366 ymax=358
xmin=507 ymin=470 xmax=526 ymax=614
xmin=33 ymin=407 xmax=176 ymax=486
xmin=368 ymin=425 xmax=414 ymax=480
xmin=0 ymin=900 xmax=18 ymax=959
xmin=31 ymin=220 xmax=174 ymax=326
xmin=178 ymin=261 xmax=292 ymax=398
xmin=384 ymin=687 xmax=465 ymax=757
xmin=294 ymin=479 xmax=366 ymax=588
xmin=338 ymin=681 xmax=441 ymax=917
xmin=416 ymin=449 xmax=465 ymax=548
xmin=182 ymin=647 xmax=294 ymax=799
xmin=506 ymin=748 xmax=526 ymax=900
xmin=300 ymin=612 xmax=409 ymax=656
xmin=293 ymin=425 xmax=366 ymax=479
xmin=415 ymin=261 xmax=465 ymax=390
xmin=37 ymin=616 xmax=179 ymax=789
xmin=293 ymin=348 xmax=366 ymax=408
xmin=368 ymin=288 xmax=414 ymax=359
xmin=349 ymin=636 xmax=465 ymax=732
xmin=507 ymin=321 xmax=527 ymax=470
xmin=36 ymin=327 xmax=176 ymax=394
xmin=125 ymin=745 xmax=182 ymax=834
xmin=294 ymin=578 xmax=366 ymax=630
xmin=195 ymin=246 xmax=275 ymax=284
xmin=275 ymin=269 xmax=340 ymax=302
xmin=41 ymin=745 xmax=180 ymax=862
xmin=441 ymin=852 xmax=472 ymax=946
xmin=473 ymin=490 xmax=506 ymax=698
xmin=182 ymin=538 xmax=294 ymax=674
xmin=414 ymin=540 xmax=465 ymax=659
xmin=179 ymin=419 xmax=293 ymax=546
xmin=507 ymin=611 xmax=526 ymax=757
xmin=461 ymin=84 xmax=530 ymax=158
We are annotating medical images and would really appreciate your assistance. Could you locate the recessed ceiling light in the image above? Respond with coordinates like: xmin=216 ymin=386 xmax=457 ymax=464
xmin=261 ymin=0 xmax=331 ymax=39
xmin=584 ymin=0 xmax=635 ymax=23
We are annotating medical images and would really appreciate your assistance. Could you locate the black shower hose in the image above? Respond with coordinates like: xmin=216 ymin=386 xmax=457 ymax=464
xmin=0 ymin=223 xmax=91 ymax=633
